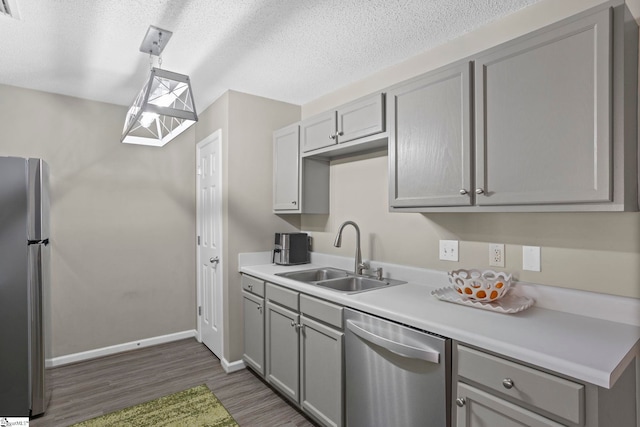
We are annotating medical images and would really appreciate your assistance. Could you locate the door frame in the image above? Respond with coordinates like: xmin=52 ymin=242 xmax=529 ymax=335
xmin=196 ymin=129 xmax=224 ymax=355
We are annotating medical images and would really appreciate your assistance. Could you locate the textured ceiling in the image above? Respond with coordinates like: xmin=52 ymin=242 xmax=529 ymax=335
xmin=0 ymin=0 xmax=542 ymax=112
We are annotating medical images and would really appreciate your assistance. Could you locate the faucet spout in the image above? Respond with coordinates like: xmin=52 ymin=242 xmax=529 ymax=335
xmin=334 ymin=221 xmax=364 ymax=275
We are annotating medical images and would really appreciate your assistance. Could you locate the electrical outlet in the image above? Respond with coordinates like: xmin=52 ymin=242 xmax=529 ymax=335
xmin=523 ymin=246 xmax=541 ymax=271
xmin=489 ymin=243 xmax=505 ymax=267
xmin=439 ymin=240 xmax=459 ymax=262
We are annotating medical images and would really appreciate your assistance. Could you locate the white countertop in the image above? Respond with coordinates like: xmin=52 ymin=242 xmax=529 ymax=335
xmin=239 ymin=257 xmax=640 ymax=389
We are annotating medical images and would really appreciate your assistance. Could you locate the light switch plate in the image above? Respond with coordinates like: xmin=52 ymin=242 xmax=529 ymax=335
xmin=523 ymin=246 xmax=541 ymax=271
xmin=439 ymin=240 xmax=459 ymax=262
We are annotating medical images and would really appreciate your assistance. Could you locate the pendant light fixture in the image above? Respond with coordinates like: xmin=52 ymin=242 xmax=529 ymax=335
xmin=121 ymin=26 xmax=198 ymax=147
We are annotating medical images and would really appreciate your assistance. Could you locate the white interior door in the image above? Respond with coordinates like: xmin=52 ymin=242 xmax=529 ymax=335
xmin=197 ymin=130 xmax=223 ymax=359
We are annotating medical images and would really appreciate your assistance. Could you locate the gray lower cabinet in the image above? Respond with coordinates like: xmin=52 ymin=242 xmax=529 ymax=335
xmin=454 ymin=344 xmax=637 ymax=427
xmin=265 ymin=300 xmax=300 ymax=402
xmin=389 ymin=3 xmax=638 ymax=212
xmin=262 ymin=283 xmax=345 ymax=427
xmin=299 ymin=296 xmax=344 ymax=427
xmin=456 ymin=383 xmax=564 ymax=427
xmin=241 ymin=275 xmax=265 ymax=375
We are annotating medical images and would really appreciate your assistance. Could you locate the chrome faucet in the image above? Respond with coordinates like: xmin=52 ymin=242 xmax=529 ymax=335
xmin=334 ymin=220 xmax=368 ymax=275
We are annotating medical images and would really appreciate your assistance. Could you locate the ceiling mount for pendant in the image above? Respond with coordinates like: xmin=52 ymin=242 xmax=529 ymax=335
xmin=139 ymin=25 xmax=173 ymax=56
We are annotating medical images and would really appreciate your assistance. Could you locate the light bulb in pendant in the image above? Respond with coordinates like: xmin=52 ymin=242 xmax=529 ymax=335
xmin=140 ymin=112 xmax=159 ymax=128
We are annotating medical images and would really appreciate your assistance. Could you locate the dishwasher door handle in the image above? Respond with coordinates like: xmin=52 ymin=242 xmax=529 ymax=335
xmin=346 ymin=320 xmax=440 ymax=363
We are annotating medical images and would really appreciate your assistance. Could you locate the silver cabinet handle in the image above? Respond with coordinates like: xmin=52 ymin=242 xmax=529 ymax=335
xmin=329 ymin=134 xmax=336 ymax=140
xmin=456 ymin=398 xmax=466 ymax=407
xmin=292 ymin=200 xmax=297 ymax=205
xmin=459 ymin=189 xmax=468 ymax=195
xmin=257 ymin=305 xmax=263 ymax=314
xmin=290 ymin=320 xmax=302 ymax=331
xmin=346 ymin=320 xmax=440 ymax=363
xmin=475 ymin=188 xmax=485 ymax=195
xmin=337 ymin=131 xmax=344 ymax=137
xmin=210 ymin=256 xmax=219 ymax=265
xmin=503 ymin=378 xmax=514 ymax=389
xmin=248 ymin=284 xmax=253 ymax=290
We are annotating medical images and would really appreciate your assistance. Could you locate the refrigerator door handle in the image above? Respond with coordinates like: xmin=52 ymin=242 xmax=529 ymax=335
xmin=28 ymin=243 xmax=46 ymax=415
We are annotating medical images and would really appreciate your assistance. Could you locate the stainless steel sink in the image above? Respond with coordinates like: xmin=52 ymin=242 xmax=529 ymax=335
xmin=315 ymin=276 xmax=405 ymax=293
xmin=276 ymin=267 xmax=350 ymax=283
xmin=276 ymin=267 xmax=406 ymax=294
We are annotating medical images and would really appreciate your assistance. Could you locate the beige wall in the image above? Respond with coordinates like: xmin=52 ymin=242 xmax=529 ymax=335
xmin=0 ymin=84 xmax=197 ymax=357
xmin=196 ymin=90 xmax=300 ymax=362
xmin=300 ymin=0 xmax=640 ymax=299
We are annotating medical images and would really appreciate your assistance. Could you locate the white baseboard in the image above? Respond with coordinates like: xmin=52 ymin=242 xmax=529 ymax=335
xmin=221 ymin=358 xmax=246 ymax=373
xmin=47 ymin=330 xmax=197 ymax=368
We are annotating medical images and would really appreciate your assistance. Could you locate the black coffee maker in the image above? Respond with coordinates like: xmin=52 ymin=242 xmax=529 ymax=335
xmin=273 ymin=233 xmax=310 ymax=265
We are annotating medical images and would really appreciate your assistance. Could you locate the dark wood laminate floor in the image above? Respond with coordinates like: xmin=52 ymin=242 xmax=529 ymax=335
xmin=31 ymin=338 xmax=317 ymax=427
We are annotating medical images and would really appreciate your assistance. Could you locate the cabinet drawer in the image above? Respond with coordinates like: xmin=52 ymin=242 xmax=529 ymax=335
xmin=242 ymin=274 xmax=264 ymax=297
xmin=300 ymin=294 xmax=343 ymax=329
xmin=457 ymin=345 xmax=584 ymax=424
xmin=266 ymin=282 xmax=299 ymax=311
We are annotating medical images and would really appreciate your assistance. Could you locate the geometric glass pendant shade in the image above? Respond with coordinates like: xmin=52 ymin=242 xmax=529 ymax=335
xmin=121 ymin=67 xmax=198 ymax=147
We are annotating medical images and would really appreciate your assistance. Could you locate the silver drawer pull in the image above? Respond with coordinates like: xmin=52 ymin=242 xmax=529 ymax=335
xmin=459 ymin=189 xmax=468 ymax=195
xmin=475 ymin=188 xmax=485 ymax=195
xmin=502 ymin=378 xmax=514 ymax=389
xmin=456 ymin=397 xmax=466 ymax=407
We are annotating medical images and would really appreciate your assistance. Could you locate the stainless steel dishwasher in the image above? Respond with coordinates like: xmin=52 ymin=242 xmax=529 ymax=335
xmin=344 ymin=308 xmax=451 ymax=427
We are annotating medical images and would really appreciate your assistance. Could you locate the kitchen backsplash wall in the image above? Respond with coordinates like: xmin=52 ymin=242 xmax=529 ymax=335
xmin=300 ymin=0 xmax=640 ymax=299
xmin=303 ymin=152 xmax=640 ymax=298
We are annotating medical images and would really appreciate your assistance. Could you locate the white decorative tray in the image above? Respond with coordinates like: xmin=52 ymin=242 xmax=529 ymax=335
xmin=431 ymin=286 xmax=535 ymax=314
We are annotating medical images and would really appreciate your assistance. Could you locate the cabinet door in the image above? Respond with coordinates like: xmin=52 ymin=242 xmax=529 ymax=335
xmin=474 ymin=8 xmax=611 ymax=206
xmin=389 ymin=61 xmax=473 ymax=207
xmin=273 ymin=124 xmax=300 ymax=211
xmin=301 ymin=111 xmax=338 ymax=153
xmin=456 ymin=383 xmax=564 ymax=427
xmin=242 ymin=291 xmax=264 ymax=375
xmin=337 ymin=93 xmax=385 ymax=144
xmin=300 ymin=316 xmax=344 ymax=427
xmin=266 ymin=301 xmax=300 ymax=403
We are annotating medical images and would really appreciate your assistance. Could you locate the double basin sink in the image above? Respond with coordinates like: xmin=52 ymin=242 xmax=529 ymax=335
xmin=276 ymin=267 xmax=406 ymax=294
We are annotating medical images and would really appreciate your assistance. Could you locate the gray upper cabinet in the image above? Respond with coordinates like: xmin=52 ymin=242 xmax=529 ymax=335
xmin=301 ymin=111 xmax=338 ymax=153
xmin=273 ymin=124 xmax=330 ymax=214
xmin=301 ymin=93 xmax=386 ymax=155
xmin=337 ymin=93 xmax=385 ymax=144
xmin=474 ymin=8 xmax=612 ymax=206
xmin=390 ymin=3 xmax=637 ymax=212
xmin=388 ymin=61 xmax=473 ymax=208
xmin=273 ymin=124 xmax=300 ymax=211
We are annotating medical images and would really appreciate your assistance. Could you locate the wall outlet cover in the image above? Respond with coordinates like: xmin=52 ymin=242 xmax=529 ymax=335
xmin=523 ymin=246 xmax=541 ymax=272
xmin=439 ymin=240 xmax=459 ymax=262
xmin=489 ymin=243 xmax=505 ymax=267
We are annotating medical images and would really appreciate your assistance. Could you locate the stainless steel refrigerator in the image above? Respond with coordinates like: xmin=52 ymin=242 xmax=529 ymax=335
xmin=0 ymin=157 xmax=51 ymax=417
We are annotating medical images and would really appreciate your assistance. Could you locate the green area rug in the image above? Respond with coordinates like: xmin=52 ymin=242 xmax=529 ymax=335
xmin=71 ymin=384 xmax=239 ymax=427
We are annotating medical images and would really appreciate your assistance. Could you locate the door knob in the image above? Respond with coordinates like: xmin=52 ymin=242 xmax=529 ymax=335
xmin=210 ymin=256 xmax=220 ymax=265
